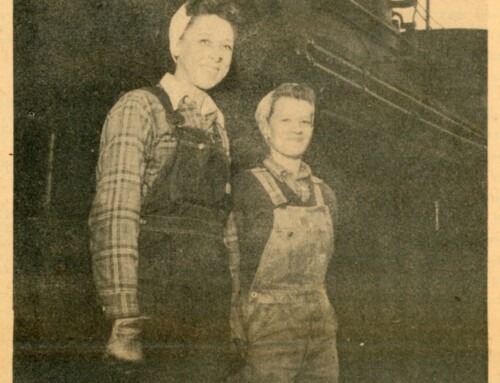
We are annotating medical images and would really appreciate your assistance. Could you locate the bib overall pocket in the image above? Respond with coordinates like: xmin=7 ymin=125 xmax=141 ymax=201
xmin=168 ymin=126 xmax=229 ymax=208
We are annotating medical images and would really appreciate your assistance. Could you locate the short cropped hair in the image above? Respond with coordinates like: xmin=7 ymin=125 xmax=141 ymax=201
xmin=185 ymin=0 xmax=241 ymax=30
xmin=268 ymin=83 xmax=316 ymax=121
xmin=255 ymin=83 xmax=317 ymax=138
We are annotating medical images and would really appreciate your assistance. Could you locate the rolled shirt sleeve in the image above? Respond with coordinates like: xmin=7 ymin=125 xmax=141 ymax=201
xmin=224 ymin=212 xmax=247 ymax=341
xmin=224 ymin=212 xmax=241 ymax=302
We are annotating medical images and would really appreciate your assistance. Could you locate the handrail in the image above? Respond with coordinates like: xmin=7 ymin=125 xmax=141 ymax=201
xmin=304 ymin=49 xmax=486 ymax=150
xmin=308 ymin=40 xmax=484 ymax=139
xmin=346 ymin=0 xmax=398 ymax=34
xmin=343 ymin=0 xmax=425 ymax=53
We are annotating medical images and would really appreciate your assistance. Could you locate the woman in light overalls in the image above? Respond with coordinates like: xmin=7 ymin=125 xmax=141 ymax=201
xmin=225 ymin=83 xmax=339 ymax=382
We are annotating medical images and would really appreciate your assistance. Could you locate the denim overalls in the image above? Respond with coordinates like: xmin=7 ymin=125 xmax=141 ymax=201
xmin=230 ymin=168 xmax=339 ymax=383
xmin=137 ymin=85 xmax=232 ymax=381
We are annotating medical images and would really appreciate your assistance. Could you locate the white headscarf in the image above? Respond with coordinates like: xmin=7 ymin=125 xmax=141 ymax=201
xmin=169 ymin=4 xmax=192 ymax=61
xmin=254 ymin=90 xmax=275 ymax=141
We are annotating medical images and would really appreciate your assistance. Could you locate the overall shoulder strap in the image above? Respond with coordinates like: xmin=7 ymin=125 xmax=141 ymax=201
xmin=250 ymin=168 xmax=288 ymax=206
xmin=311 ymin=176 xmax=325 ymax=207
xmin=141 ymin=85 xmax=175 ymax=121
xmin=139 ymin=86 xmax=176 ymax=213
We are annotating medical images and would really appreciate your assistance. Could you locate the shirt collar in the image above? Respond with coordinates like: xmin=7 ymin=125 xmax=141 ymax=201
xmin=159 ymin=73 xmax=220 ymax=117
xmin=263 ymin=157 xmax=312 ymax=182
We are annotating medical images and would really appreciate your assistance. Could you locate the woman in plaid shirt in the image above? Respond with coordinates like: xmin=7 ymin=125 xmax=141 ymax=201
xmin=89 ymin=0 xmax=240 ymax=380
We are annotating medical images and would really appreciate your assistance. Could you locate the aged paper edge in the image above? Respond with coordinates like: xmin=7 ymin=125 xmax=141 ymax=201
xmin=0 ymin=1 xmax=497 ymax=382
xmin=1 ymin=1 xmax=14 ymax=383
xmin=488 ymin=1 xmax=500 ymax=382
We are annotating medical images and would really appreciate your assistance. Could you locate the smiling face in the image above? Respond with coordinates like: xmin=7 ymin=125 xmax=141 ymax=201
xmin=266 ymin=97 xmax=315 ymax=159
xmin=174 ymin=14 xmax=234 ymax=90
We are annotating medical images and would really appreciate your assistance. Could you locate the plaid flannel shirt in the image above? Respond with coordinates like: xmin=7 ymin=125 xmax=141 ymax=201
xmin=89 ymin=73 xmax=229 ymax=319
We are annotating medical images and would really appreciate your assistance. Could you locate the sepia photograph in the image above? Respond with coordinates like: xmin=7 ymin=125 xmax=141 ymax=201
xmin=12 ymin=0 xmax=488 ymax=382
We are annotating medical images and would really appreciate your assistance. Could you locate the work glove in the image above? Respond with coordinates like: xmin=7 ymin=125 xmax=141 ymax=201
xmin=105 ymin=317 xmax=144 ymax=363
